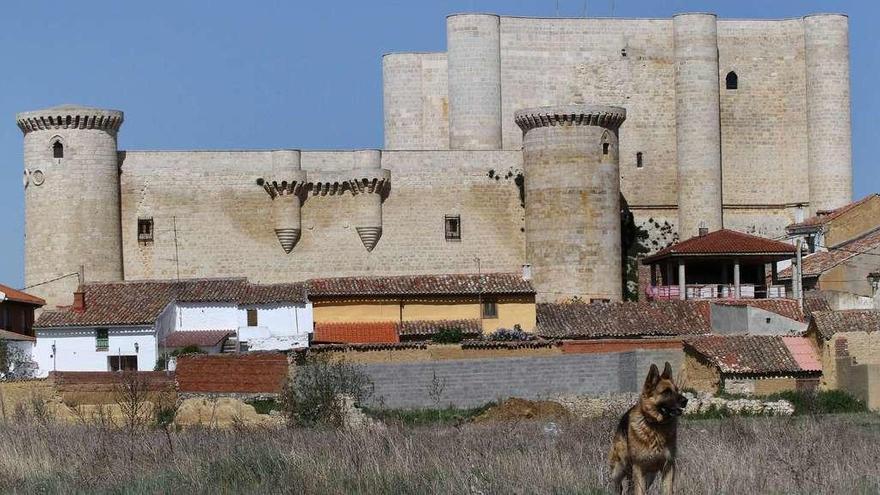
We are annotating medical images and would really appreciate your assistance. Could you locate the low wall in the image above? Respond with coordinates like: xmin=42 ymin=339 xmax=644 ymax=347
xmin=176 ymin=352 xmax=288 ymax=394
xmin=837 ymin=356 xmax=880 ymax=410
xmin=50 ymin=371 xmax=177 ymax=406
xmin=358 ymin=348 xmax=683 ymax=409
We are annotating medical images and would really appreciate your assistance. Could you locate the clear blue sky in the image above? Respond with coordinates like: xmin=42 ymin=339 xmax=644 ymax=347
xmin=1 ymin=0 xmax=876 ymax=287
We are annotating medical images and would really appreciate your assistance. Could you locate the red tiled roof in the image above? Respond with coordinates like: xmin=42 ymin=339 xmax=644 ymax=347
xmin=782 ymin=336 xmax=822 ymax=372
xmin=536 ymin=301 xmax=711 ymax=339
xmin=684 ymin=335 xmax=819 ymax=375
xmin=308 ymin=273 xmax=534 ymax=297
xmin=35 ymin=278 xmax=308 ymax=329
xmin=0 ymin=284 xmax=45 ymax=306
xmin=803 ymin=293 xmax=832 ymax=316
xmin=163 ymin=330 xmax=233 ymax=348
xmin=398 ymin=319 xmax=482 ymax=337
xmin=642 ymin=229 xmax=795 ymax=263
xmin=0 ymin=329 xmax=35 ymax=342
xmin=787 ymin=194 xmax=879 ymax=232
xmin=809 ymin=310 xmax=880 ymax=340
xmin=239 ymin=283 xmax=308 ymax=305
xmin=313 ymin=322 xmax=399 ymax=344
xmin=777 ymin=228 xmax=880 ymax=280
xmin=712 ymin=299 xmax=805 ymax=322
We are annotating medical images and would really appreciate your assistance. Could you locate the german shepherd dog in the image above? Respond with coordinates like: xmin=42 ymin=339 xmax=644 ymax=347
xmin=609 ymin=362 xmax=688 ymax=495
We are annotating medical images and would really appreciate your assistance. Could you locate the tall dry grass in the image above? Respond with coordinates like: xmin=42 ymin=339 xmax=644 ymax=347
xmin=0 ymin=414 xmax=877 ymax=493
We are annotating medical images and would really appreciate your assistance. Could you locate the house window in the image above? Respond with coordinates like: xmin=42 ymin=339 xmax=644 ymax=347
xmin=445 ymin=215 xmax=461 ymax=241
xmin=247 ymin=309 xmax=258 ymax=327
xmin=96 ymin=328 xmax=109 ymax=351
xmin=636 ymin=152 xmax=644 ymax=168
xmin=138 ymin=218 xmax=154 ymax=243
xmin=481 ymin=300 xmax=498 ymax=319
xmin=726 ymin=71 xmax=738 ymax=90
xmin=53 ymin=141 xmax=64 ymax=159
xmin=108 ymin=355 xmax=138 ymax=372
xmin=603 ymin=143 xmax=610 ymax=155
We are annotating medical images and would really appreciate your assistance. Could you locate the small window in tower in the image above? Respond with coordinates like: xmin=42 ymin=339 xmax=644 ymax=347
xmin=445 ymin=215 xmax=461 ymax=241
xmin=636 ymin=152 xmax=644 ymax=168
xmin=726 ymin=71 xmax=738 ymax=90
xmin=138 ymin=218 xmax=154 ymax=243
xmin=53 ymin=141 xmax=64 ymax=159
xmin=603 ymin=143 xmax=610 ymax=155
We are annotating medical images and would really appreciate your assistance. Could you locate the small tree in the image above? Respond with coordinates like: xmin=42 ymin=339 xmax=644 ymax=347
xmin=281 ymin=354 xmax=373 ymax=428
xmin=0 ymin=340 xmax=38 ymax=380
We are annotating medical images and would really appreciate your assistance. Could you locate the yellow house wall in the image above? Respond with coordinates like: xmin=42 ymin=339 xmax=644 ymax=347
xmin=680 ymin=354 xmax=720 ymax=394
xmin=311 ymin=295 xmax=537 ymax=333
xmin=825 ymin=195 xmax=880 ymax=247
xmin=820 ymin=331 xmax=880 ymax=390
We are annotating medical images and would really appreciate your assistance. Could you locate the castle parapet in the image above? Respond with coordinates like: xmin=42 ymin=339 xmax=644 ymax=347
xmin=17 ymin=105 xmax=123 ymax=135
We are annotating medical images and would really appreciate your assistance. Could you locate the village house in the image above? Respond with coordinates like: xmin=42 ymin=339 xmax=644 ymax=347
xmin=309 ymin=272 xmax=536 ymax=344
xmin=641 ymin=229 xmax=796 ymax=301
xmin=778 ymin=194 xmax=880 ymax=300
xmin=32 ymin=278 xmax=312 ymax=375
xmin=806 ymin=310 xmax=880 ymax=408
xmin=681 ymin=335 xmax=821 ymax=395
xmin=0 ymin=284 xmax=44 ymax=376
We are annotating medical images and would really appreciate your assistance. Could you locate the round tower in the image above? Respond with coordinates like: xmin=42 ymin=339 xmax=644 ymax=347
xmin=351 ymin=150 xmax=385 ymax=252
xmin=516 ymin=105 xmax=627 ymax=303
xmin=673 ymin=13 xmax=723 ymax=238
xmin=804 ymin=14 xmax=852 ymax=214
xmin=17 ymin=105 xmax=124 ymax=308
xmin=268 ymin=150 xmax=306 ymax=254
xmin=447 ymin=13 xmax=502 ymax=150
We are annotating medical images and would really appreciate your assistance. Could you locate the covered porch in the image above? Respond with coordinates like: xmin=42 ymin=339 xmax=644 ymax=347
xmin=642 ymin=229 xmax=796 ymax=301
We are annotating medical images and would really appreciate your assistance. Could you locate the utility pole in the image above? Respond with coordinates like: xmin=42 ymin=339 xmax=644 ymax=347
xmin=173 ymin=216 xmax=180 ymax=282
xmin=475 ymin=257 xmax=483 ymax=334
xmin=794 ymin=237 xmax=804 ymax=311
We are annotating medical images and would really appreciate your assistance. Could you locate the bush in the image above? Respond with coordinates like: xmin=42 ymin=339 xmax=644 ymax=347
xmin=247 ymin=399 xmax=279 ymax=415
xmin=432 ymin=327 xmax=464 ymax=344
xmin=280 ymin=354 xmax=373 ymax=428
xmin=765 ymin=390 xmax=868 ymax=415
xmin=0 ymin=340 xmax=38 ymax=380
xmin=486 ymin=326 xmax=535 ymax=341
xmin=363 ymin=404 xmax=494 ymax=426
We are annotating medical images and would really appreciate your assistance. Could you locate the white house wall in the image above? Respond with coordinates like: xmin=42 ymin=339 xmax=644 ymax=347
xmin=237 ymin=303 xmax=313 ymax=351
xmin=176 ymin=303 xmax=240 ymax=331
xmin=33 ymin=326 xmax=157 ymax=376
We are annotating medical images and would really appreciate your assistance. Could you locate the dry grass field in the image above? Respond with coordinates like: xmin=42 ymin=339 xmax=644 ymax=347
xmin=0 ymin=413 xmax=877 ymax=494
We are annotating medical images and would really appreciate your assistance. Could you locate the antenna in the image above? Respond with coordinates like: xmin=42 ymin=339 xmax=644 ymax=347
xmin=556 ymin=0 xmax=559 ymax=16
xmin=583 ymin=0 xmax=588 ymax=17
xmin=610 ymin=0 xmax=615 ymax=17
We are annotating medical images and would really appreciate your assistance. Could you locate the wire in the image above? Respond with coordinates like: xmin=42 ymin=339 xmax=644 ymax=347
xmin=20 ymin=272 xmax=79 ymax=291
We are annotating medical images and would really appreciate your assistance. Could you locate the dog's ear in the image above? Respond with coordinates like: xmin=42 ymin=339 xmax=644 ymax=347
xmin=644 ymin=363 xmax=660 ymax=392
xmin=661 ymin=362 xmax=673 ymax=380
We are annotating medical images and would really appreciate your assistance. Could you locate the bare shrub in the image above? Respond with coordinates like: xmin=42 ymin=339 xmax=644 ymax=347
xmin=0 ymin=341 xmax=37 ymax=380
xmin=280 ymin=354 xmax=373 ymax=428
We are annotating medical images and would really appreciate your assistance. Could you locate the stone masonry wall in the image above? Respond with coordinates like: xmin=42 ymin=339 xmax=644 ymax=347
xmin=360 ymin=348 xmax=683 ymax=409
xmin=119 ymin=150 xmax=525 ymax=283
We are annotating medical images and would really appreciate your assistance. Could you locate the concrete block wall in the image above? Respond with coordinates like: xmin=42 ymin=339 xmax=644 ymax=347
xmin=360 ymin=348 xmax=683 ymax=409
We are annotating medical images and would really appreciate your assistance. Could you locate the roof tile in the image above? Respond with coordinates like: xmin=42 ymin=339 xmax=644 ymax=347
xmin=809 ymin=310 xmax=880 ymax=340
xmin=778 ymin=228 xmax=880 ymax=279
xmin=0 ymin=284 xmax=45 ymax=306
xmin=163 ymin=330 xmax=233 ymax=348
xmin=643 ymin=229 xmax=794 ymax=263
xmin=308 ymin=273 xmax=534 ymax=297
xmin=536 ymin=301 xmax=711 ymax=339
xmin=684 ymin=335 xmax=818 ymax=375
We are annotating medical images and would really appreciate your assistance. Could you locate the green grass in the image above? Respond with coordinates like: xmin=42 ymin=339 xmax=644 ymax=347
xmin=362 ymin=403 xmax=494 ymax=426
xmin=764 ymin=390 xmax=868 ymax=415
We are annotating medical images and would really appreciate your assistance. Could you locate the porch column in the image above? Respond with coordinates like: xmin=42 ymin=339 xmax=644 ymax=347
xmin=650 ymin=264 xmax=657 ymax=285
xmin=733 ymin=258 xmax=741 ymax=299
xmin=771 ymin=262 xmax=778 ymax=285
xmin=678 ymin=259 xmax=686 ymax=300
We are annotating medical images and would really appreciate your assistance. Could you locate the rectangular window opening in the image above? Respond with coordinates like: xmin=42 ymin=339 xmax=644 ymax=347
xmin=603 ymin=143 xmax=610 ymax=155
xmin=108 ymin=355 xmax=138 ymax=372
xmin=247 ymin=309 xmax=258 ymax=327
xmin=96 ymin=328 xmax=109 ymax=351
xmin=481 ymin=300 xmax=498 ymax=319
xmin=138 ymin=218 xmax=154 ymax=243
xmin=636 ymin=152 xmax=644 ymax=168
xmin=445 ymin=215 xmax=461 ymax=241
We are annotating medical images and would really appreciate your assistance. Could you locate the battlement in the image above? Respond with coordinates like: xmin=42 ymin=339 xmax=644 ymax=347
xmin=514 ymin=105 xmax=627 ymax=132
xmin=16 ymin=105 xmax=124 ymax=135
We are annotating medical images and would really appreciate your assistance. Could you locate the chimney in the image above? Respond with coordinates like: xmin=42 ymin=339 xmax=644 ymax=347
xmin=698 ymin=221 xmax=708 ymax=237
xmin=522 ymin=264 xmax=532 ymax=281
xmin=73 ymin=291 xmax=85 ymax=312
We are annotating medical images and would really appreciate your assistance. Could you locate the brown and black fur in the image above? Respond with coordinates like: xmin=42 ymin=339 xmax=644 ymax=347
xmin=608 ymin=362 xmax=688 ymax=495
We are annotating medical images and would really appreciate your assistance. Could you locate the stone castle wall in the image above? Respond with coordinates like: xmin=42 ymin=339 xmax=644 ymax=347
xmin=119 ymin=149 xmax=526 ymax=285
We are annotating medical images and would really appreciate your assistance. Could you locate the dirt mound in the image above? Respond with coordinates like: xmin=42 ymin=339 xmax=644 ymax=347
xmin=474 ymin=398 xmax=571 ymax=423
xmin=174 ymin=397 xmax=283 ymax=428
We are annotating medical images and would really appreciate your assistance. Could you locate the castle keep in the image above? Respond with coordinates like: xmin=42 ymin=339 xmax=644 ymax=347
xmin=18 ymin=13 xmax=852 ymax=308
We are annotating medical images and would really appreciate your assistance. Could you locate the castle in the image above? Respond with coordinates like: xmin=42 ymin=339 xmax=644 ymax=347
xmin=17 ymin=13 xmax=852 ymax=308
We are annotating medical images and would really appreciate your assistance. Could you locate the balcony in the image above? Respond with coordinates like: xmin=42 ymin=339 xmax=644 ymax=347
xmin=647 ymin=284 xmax=789 ymax=301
